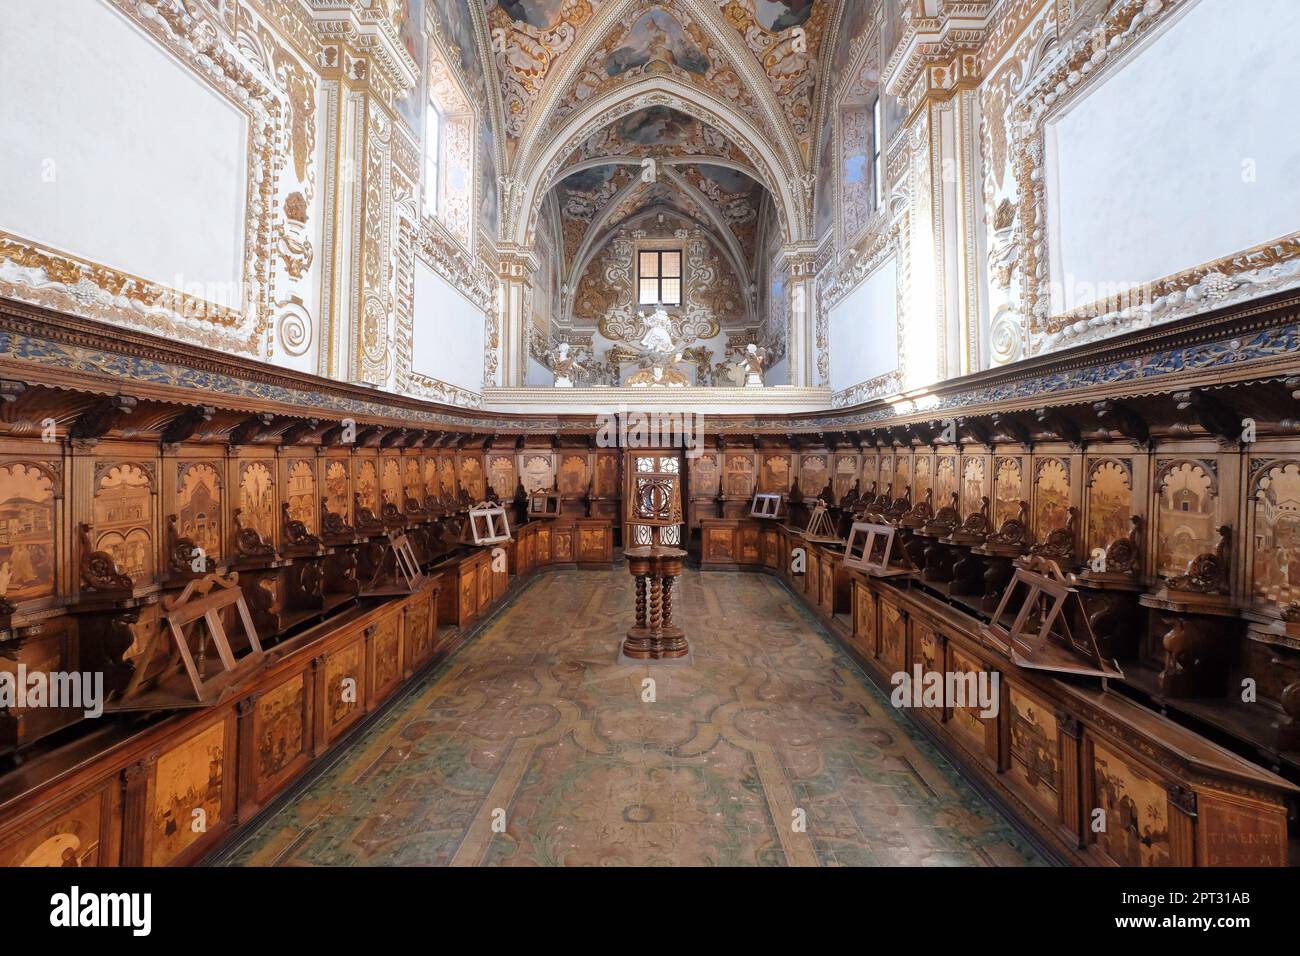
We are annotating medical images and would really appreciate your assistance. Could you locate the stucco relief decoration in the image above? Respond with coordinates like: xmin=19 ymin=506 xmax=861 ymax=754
xmin=489 ymin=0 xmax=602 ymax=147
xmin=715 ymin=0 xmax=826 ymax=151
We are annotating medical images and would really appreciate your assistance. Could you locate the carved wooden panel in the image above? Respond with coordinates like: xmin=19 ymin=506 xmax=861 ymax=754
xmin=1154 ymin=459 xmax=1219 ymax=580
xmin=993 ymin=456 xmax=1023 ymax=525
xmin=723 ymin=454 xmax=754 ymax=498
xmin=833 ymin=454 xmax=858 ymax=501
xmin=592 ymin=452 xmax=620 ymax=497
xmin=356 ymin=459 xmax=380 ymax=513
xmin=912 ymin=454 xmax=932 ymax=502
xmin=488 ymin=453 xmax=515 ymax=500
xmin=948 ymin=646 xmax=988 ymax=750
xmin=253 ymin=672 xmax=309 ymax=795
xmin=893 ymin=455 xmax=910 ymax=497
xmin=691 ymin=452 xmax=720 ymax=497
xmin=880 ymin=598 xmax=906 ymax=671
xmin=519 ymin=453 xmax=554 ymax=493
xmin=403 ymin=457 xmax=422 ymax=506
xmin=0 ymin=786 xmax=109 ymax=867
xmin=460 ymin=454 xmax=485 ymax=500
xmin=800 ymin=454 xmax=828 ymax=495
xmin=323 ymin=641 xmax=364 ymax=742
xmin=935 ymin=455 xmax=956 ymax=504
xmin=380 ymin=457 xmax=402 ymax=510
xmin=1086 ymin=458 xmax=1132 ymax=558
xmin=961 ymin=457 xmax=987 ymax=517
xmin=852 ymin=579 xmax=877 ymax=654
xmin=237 ymin=461 xmax=276 ymax=544
xmin=1249 ymin=459 xmax=1300 ymax=607
xmin=149 ymin=719 xmax=227 ymax=865
xmin=405 ymin=590 xmax=436 ymax=671
xmin=705 ymin=526 xmax=734 ymax=561
xmin=760 ymin=453 xmax=791 ymax=493
xmin=285 ymin=459 xmax=316 ymax=532
xmin=92 ymin=462 xmax=153 ymax=585
xmin=558 ymin=453 xmax=589 ymax=495
xmin=1088 ymin=739 xmax=1172 ymax=867
xmin=1007 ymin=685 xmax=1061 ymax=815
xmin=438 ymin=455 xmax=457 ymax=496
xmin=324 ymin=459 xmax=351 ymax=521
xmin=1033 ymin=458 xmax=1071 ymax=542
xmin=370 ymin=612 xmax=403 ymax=702
xmin=177 ymin=462 xmax=222 ymax=563
xmin=0 ymin=461 xmax=58 ymax=604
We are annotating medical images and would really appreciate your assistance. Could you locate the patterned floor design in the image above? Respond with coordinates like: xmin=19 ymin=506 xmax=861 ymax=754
xmin=219 ymin=569 xmax=1048 ymax=866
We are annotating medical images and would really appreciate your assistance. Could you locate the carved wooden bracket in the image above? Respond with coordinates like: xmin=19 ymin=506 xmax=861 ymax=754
xmin=229 ymin=412 xmax=275 ymax=446
xmin=279 ymin=417 xmax=321 ymax=446
xmin=1093 ymin=400 xmax=1149 ymax=444
xmin=160 ymin=405 xmax=215 ymax=446
xmin=1173 ymin=389 xmax=1241 ymax=443
xmin=1034 ymin=408 xmax=1081 ymax=446
xmin=70 ymin=395 xmax=137 ymax=443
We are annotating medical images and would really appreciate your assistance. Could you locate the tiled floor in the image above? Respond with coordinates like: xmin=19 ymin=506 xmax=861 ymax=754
xmin=219 ymin=569 xmax=1047 ymax=866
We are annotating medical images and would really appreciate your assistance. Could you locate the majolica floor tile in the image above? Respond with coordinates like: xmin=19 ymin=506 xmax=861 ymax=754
xmin=219 ymin=569 xmax=1048 ymax=867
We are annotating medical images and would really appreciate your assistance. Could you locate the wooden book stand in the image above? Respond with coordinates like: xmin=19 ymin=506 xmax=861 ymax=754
xmin=801 ymin=500 xmax=842 ymax=544
xmin=528 ymin=490 xmax=562 ymax=518
xmin=843 ymin=522 xmax=913 ymax=577
xmin=361 ymin=530 xmax=429 ymax=596
xmin=750 ymin=492 xmax=785 ymax=519
xmin=122 ymin=573 xmax=265 ymax=708
xmin=466 ymin=501 xmax=512 ymax=546
xmin=981 ymin=556 xmax=1122 ymax=679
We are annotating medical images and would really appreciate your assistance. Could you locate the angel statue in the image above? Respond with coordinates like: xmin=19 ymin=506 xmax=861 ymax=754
xmin=741 ymin=343 xmax=767 ymax=387
xmin=550 ymin=342 xmax=582 ymax=388
xmin=638 ymin=305 xmax=677 ymax=358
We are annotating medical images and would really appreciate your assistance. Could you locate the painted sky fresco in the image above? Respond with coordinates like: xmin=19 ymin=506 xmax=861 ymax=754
xmin=751 ymin=0 xmax=816 ymax=32
xmin=606 ymin=10 xmax=710 ymax=76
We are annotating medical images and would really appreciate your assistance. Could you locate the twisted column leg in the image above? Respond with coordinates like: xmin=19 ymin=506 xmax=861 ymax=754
xmin=661 ymin=575 xmax=674 ymax=629
xmin=635 ymin=574 xmax=647 ymax=628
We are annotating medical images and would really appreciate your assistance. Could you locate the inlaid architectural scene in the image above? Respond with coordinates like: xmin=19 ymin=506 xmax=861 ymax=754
xmin=1 ymin=0 xmax=1299 ymax=885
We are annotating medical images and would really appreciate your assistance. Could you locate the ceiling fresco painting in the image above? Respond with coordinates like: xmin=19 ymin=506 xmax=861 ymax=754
xmin=545 ymin=1 xmax=759 ymax=138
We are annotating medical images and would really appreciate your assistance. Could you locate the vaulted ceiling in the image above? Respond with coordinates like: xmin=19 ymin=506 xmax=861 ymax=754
xmin=477 ymin=0 xmax=846 ymax=318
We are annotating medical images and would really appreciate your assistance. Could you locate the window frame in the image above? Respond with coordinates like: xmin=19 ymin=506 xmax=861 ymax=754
xmin=637 ymin=249 xmax=684 ymax=307
xmin=871 ymin=96 xmax=883 ymax=210
xmin=423 ymin=101 xmax=443 ymax=218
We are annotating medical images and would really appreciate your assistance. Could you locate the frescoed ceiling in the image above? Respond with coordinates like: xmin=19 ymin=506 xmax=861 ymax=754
xmin=482 ymin=1 xmax=842 ymax=159
xmin=458 ymin=1 xmax=859 ymax=328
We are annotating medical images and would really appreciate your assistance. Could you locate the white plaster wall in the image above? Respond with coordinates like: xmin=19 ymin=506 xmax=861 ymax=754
xmin=828 ymin=257 xmax=899 ymax=394
xmin=0 ymin=0 xmax=247 ymax=307
xmin=1044 ymin=0 xmax=1300 ymax=315
xmin=412 ymin=260 xmax=487 ymax=395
